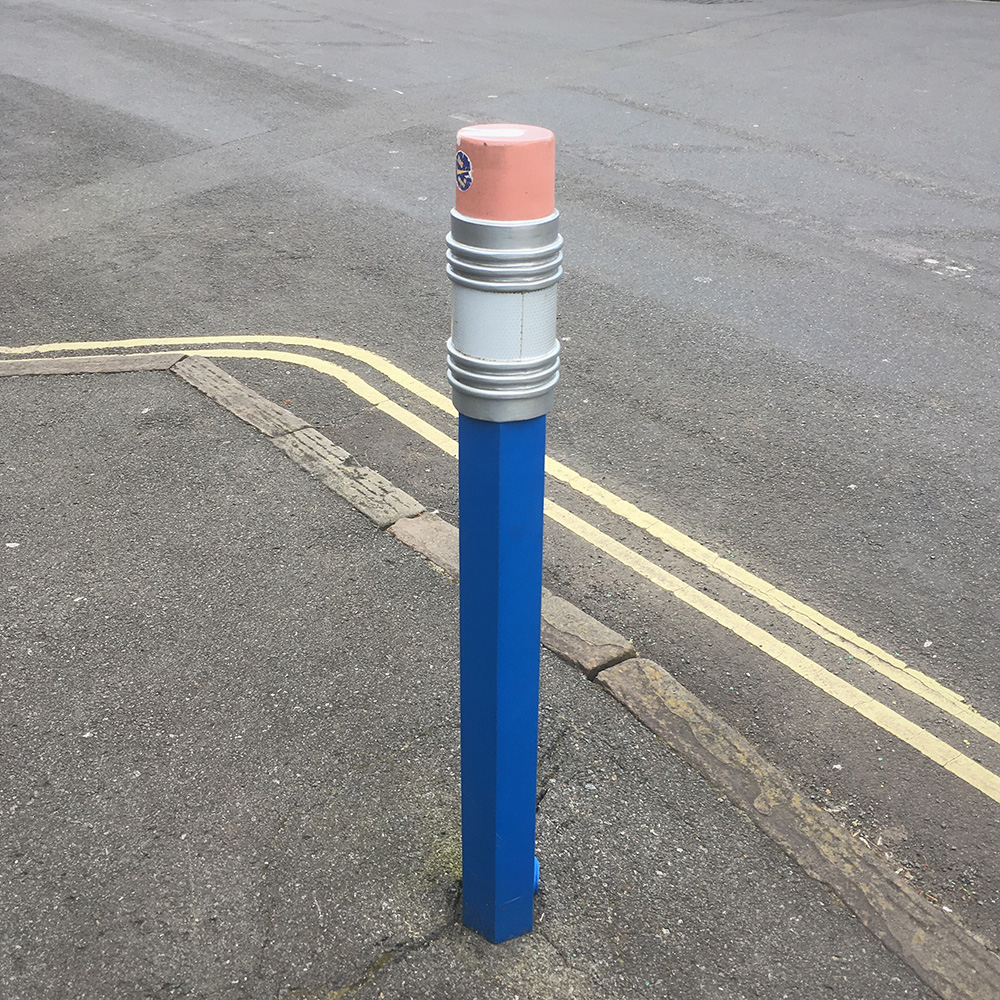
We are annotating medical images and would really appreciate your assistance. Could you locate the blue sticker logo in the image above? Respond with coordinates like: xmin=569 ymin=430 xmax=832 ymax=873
xmin=455 ymin=150 xmax=473 ymax=191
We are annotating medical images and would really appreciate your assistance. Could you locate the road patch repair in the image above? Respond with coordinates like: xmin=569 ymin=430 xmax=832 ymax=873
xmin=2 ymin=353 xmax=998 ymax=999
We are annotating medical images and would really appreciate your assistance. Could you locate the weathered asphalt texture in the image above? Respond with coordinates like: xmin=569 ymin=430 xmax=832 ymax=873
xmin=3 ymin=0 xmax=1000 ymax=956
xmin=0 ymin=368 xmax=944 ymax=1000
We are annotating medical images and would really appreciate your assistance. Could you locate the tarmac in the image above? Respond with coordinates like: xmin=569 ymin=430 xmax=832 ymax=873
xmin=0 ymin=356 xmax=984 ymax=1000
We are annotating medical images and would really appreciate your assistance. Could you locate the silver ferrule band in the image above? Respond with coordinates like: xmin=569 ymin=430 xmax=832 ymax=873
xmin=446 ymin=210 xmax=563 ymax=292
xmin=447 ymin=339 xmax=560 ymax=422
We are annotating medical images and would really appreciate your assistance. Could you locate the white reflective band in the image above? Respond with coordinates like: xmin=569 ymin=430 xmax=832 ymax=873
xmin=446 ymin=210 xmax=562 ymax=422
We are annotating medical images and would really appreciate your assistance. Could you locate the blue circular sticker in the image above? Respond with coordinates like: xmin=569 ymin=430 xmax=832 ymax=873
xmin=455 ymin=150 xmax=473 ymax=191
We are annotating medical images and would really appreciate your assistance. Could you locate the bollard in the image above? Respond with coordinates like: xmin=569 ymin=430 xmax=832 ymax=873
xmin=446 ymin=124 xmax=562 ymax=944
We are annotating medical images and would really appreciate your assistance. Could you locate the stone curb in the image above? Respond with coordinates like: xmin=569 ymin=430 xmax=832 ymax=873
xmin=173 ymin=355 xmax=312 ymax=438
xmin=1 ymin=352 xmax=426 ymax=536
xmin=540 ymin=588 xmax=635 ymax=678
xmin=388 ymin=512 xmax=636 ymax=676
xmin=173 ymin=356 xmax=425 ymax=529
xmin=0 ymin=352 xmax=188 ymax=376
xmin=271 ymin=427 xmax=424 ymax=529
xmin=600 ymin=658 xmax=1000 ymax=1000
xmin=4 ymin=350 xmax=997 ymax=1000
xmin=388 ymin=511 xmax=459 ymax=579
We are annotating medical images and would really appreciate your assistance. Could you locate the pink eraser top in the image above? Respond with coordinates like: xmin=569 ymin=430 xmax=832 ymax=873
xmin=455 ymin=124 xmax=555 ymax=222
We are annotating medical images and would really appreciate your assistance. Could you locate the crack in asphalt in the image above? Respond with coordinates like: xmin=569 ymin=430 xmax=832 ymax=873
xmin=536 ymin=721 xmax=574 ymax=811
xmin=275 ymin=896 xmax=461 ymax=1000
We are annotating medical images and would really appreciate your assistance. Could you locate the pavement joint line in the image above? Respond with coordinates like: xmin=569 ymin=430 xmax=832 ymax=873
xmin=5 ymin=354 xmax=999 ymax=998
xmin=3 ymin=335 xmax=994 ymax=754
xmin=4 ymin=347 xmax=1000 ymax=807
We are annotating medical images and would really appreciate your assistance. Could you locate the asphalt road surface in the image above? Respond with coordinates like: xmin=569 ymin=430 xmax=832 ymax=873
xmin=3 ymin=0 xmax=999 ymax=953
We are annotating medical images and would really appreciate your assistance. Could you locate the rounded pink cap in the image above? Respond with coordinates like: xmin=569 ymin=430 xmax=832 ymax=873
xmin=455 ymin=124 xmax=555 ymax=222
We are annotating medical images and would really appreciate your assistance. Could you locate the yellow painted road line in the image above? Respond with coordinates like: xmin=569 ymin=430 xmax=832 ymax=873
xmin=4 ymin=335 xmax=999 ymax=754
xmin=542 ymin=456 xmax=1000 ymax=749
xmin=542 ymin=499 xmax=1000 ymax=808
xmin=5 ymin=343 xmax=1000 ymax=805
xmin=191 ymin=348 xmax=458 ymax=459
xmin=0 ymin=333 xmax=460 ymax=414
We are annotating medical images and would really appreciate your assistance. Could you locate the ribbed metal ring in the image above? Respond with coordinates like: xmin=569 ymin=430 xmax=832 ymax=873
xmin=446 ymin=211 xmax=563 ymax=292
xmin=446 ymin=244 xmax=563 ymax=292
xmin=449 ymin=210 xmax=559 ymax=250
xmin=446 ymin=339 xmax=560 ymax=401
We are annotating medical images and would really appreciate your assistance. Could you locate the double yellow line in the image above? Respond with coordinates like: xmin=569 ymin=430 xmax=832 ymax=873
xmin=5 ymin=333 xmax=1000 ymax=805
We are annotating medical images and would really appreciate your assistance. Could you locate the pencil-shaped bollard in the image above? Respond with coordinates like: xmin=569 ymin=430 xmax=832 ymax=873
xmin=446 ymin=124 xmax=562 ymax=943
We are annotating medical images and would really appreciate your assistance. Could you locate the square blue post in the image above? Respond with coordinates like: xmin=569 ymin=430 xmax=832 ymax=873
xmin=458 ymin=413 xmax=546 ymax=943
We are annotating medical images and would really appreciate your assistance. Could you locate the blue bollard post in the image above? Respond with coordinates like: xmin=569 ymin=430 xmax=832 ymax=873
xmin=458 ymin=414 xmax=545 ymax=941
xmin=445 ymin=124 xmax=563 ymax=943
